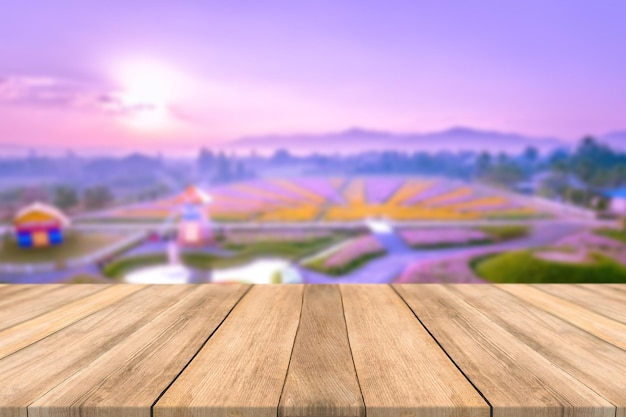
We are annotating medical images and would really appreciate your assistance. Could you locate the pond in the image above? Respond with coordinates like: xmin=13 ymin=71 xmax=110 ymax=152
xmin=123 ymin=258 xmax=302 ymax=284
xmin=125 ymin=264 xmax=193 ymax=284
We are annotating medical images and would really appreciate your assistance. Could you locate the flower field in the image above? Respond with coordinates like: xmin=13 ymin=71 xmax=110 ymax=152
xmin=305 ymin=234 xmax=386 ymax=275
xmin=107 ymin=176 xmax=541 ymax=222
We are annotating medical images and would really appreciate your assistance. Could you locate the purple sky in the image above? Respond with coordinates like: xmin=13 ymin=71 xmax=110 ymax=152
xmin=0 ymin=1 xmax=625 ymax=150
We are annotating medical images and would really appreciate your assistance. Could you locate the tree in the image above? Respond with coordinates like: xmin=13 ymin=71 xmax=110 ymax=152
xmin=475 ymin=152 xmax=492 ymax=177
xmin=197 ymin=148 xmax=215 ymax=173
xmin=83 ymin=186 xmax=113 ymax=210
xmin=53 ymin=186 xmax=78 ymax=210
xmin=523 ymin=146 xmax=539 ymax=165
xmin=20 ymin=187 xmax=49 ymax=205
xmin=215 ymin=152 xmax=231 ymax=181
xmin=272 ymin=149 xmax=292 ymax=164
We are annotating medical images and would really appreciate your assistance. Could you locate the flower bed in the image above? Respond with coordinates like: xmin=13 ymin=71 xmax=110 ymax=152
xmin=343 ymin=178 xmax=366 ymax=205
xmin=397 ymin=253 xmax=488 ymax=283
xmin=402 ymin=181 xmax=453 ymax=205
xmin=257 ymin=205 xmax=320 ymax=222
xmin=387 ymin=180 xmax=433 ymax=205
xmin=365 ymin=177 xmax=405 ymax=204
xmin=399 ymin=228 xmax=491 ymax=248
xmin=271 ymin=178 xmax=344 ymax=204
xmin=307 ymin=235 xmax=386 ymax=275
xmin=420 ymin=186 xmax=473 ymax=206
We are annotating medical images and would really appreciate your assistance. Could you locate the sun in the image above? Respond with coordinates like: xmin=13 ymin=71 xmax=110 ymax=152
xmin=114 ymin=60 xmax=180 ymax=130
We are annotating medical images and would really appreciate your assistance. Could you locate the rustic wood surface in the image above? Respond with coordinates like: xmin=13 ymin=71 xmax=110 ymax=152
xmin=498 ymin=284 xmax=626 ymax=350
xmin=0 ymin=284 xmax=624 ymax=417
xmin=279 ymin=285 xmax=364 ymax=417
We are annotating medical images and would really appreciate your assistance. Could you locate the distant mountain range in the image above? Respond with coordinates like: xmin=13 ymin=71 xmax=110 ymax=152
xmin=2 ymin=127 xmax=625 ymax=156
xmin=227 ymin=127 xmax=572 ymax=154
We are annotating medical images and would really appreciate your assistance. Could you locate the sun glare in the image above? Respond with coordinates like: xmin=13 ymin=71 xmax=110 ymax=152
xmin=114 ymin=60 xmax=181 ymax=130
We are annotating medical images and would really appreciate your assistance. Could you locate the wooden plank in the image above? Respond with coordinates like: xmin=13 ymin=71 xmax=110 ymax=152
xmin=279 ymin=285 xmax=364 ymax=417
xmin=0 ymin=285 xmax=62 ymax=309
xmin=573 ymin=284 xmax=626 ymax=299
xmin=154 ymin=285 xmax=304 ymax=417
xmin=28 ymin=284 xmax=250 ymax=417
xmin=446 ymin=284 xmax=626 ymax=417
xmin=0 ymin=284 xmax=144 ymax=360
xmin=535 ymin=284 xmax=626 ymax=324
xmin=606 ymin=284 xmax=626 ymax=290
xmin=0 ymin=285 xmax=34 ymax=298
xmin=0 ymin=284 xmax=30 ymax=298
xmin=499 ymin=284 xmax=626 ymax=350
xmin=0 ymin=285 xmax=194 ymax=417
xmin=340 ymin=285 xmax=489 ymax=417
xmin=0 ymin=284 xmax=107 ymax=331
xmin=393 ymin=284 xmax=615 ymax=417
xmin=575 ymin=284 xmax=626 ymax=302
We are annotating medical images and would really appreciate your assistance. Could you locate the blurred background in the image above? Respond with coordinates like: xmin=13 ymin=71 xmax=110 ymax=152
xmin=1 ymin=1 xmax=625 ymax=284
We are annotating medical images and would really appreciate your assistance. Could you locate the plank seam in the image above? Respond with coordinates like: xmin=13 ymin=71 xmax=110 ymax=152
xmin=455 ymin=286 xmax=620 ymax=417
xmin=494 ymin=285 xmax=626 ymax=354
xmin=21 ymin=285 xmax=157 ymax=417
xmin=3 ymin=285 xmax=151 ymax=363
xmin=338 ymin=285 xmax=367 ymax=417
xmin=148 ymin=284 xmax=254 ymax=417
xmin=0 ymin=285 xmax=113 ymax=332
xmin=532 ymin=284 xmax=626 ymax=326
xmin=277 ymin=284 xmax=306 ymax=417
xmin=391 ymin=285 xmax=494 ymax=417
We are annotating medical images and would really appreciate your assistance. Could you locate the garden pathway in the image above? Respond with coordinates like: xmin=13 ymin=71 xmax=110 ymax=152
xmin=300 ymin=221 xmax=586 ymax=284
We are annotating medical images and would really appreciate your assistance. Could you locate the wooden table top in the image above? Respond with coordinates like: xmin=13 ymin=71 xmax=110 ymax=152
xmin=0 ymin=284 xmax=624 ymax=417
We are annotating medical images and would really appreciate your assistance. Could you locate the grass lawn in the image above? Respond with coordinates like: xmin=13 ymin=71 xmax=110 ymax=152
xmin=476 ymin=225 xmax=530 ymax=241
xmin=595 ymin=228 xmax=626 ymax=244
xmin=103 ymin=254 xmax=167 ymax=278
xmin=222 ymin=235 xmax=344 ymax=260
xmin=104 ymin=234 xmax=345 ymax=279
xmin=473 ymin=250 xmax=626 ymax=283
xmin=0 ymin=231 xmax=124 ymax=264
xmin=63 ymin=274 xmax=115 ymax=283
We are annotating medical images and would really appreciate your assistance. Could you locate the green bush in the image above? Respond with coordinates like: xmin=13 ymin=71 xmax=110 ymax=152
xmin=271 ymin=270 xmax=282 ymax=284
xmin=596 ymin=228 xmax=626 ymax=244
xmin=103 ymin=254 xmax=166 ymax=278
xmin=473 ymin=250 xmax=626 ymax=283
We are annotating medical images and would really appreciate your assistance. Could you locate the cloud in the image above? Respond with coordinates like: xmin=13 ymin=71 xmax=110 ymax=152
xmin=97 ymin=93 xmax=158 ymax=114
xmin=0 ymin=74 xmax=159 ymax=117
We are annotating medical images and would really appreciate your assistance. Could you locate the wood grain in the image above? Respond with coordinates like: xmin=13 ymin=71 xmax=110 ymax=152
xmin=0 ymin=284 xmax=624 ymax=417
xmin=0 ymin=285 xmax=192 ymax=417
xmin=0 ymin=285 xmax=65 ymax=310
xmin=28 ymin=284 xmax=250 ymax=417
xmin=154 ymin=285 xmax=304 ymax=417
xmin=603 ymin=284 xmax=626 ymax=293
xmin=279 ymin=285 xmax=364 ymax=417
xmin=0 ymin=285 xmax=34 ymax=300
xmin=340 ymin=285 xmax=489 ymax=417
xmin=574 ymin=284 xmax=626 ymax=303
xmin=393 ymin=284 xmax=615 ymax=417
xmin=0 ymin=284 xmax=107 ymax=331
xmin=498 ymin=284 xmax=626 ymax=350
xmin=0 ymin=284 xmax=144 ymax=360
xmin=446 ymin=284 xmax=626 ymax=417
xmin=534 ymin=284 xmax=626 ymax=324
